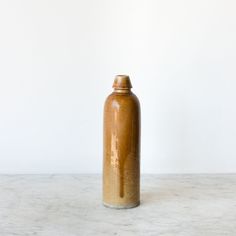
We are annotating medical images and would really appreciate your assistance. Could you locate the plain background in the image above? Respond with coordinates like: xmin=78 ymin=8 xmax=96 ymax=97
xmin=0 ymin=0 xmax=236 ymax=174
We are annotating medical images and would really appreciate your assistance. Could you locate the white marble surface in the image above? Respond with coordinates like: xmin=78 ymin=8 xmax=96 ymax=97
xmin=0 ymin=174 xmax=235 ymax=236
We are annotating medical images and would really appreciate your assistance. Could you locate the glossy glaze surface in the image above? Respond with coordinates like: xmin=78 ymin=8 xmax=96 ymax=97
xmin=103 ymin=75 xmax=140 ymax=208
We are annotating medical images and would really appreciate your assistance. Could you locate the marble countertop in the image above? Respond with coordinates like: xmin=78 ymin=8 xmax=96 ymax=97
xmin=0 ymin=174 xmax=235 ymax=236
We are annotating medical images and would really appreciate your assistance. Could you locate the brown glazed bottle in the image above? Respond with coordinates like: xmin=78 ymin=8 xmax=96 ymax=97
xmin=103 ymin=75 xmax=140 ymax=209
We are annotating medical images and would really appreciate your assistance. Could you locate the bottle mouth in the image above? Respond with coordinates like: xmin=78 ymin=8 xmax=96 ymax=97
xmin=112 ymin=75 xmax=132 ymax=89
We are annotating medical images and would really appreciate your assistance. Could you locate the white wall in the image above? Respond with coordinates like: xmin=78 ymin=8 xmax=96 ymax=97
xmin=0 ymin=0 xmax=236 ymax=174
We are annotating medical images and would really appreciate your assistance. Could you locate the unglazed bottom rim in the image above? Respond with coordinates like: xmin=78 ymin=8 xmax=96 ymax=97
xmin=103 ymin=201 xmax=140 ymax=209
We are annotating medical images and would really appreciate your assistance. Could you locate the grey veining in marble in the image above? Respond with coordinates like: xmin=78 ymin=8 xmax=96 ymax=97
xmin=0 ymin=174 xmax=235 ymax=236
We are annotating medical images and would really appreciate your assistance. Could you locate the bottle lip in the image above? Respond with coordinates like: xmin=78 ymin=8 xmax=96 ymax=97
xmin=112 ymin=75 xmax=132 ymax=89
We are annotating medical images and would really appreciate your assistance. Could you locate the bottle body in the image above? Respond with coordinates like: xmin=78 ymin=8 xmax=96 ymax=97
xmin=103 ymin=75 xmax=140 ymax=209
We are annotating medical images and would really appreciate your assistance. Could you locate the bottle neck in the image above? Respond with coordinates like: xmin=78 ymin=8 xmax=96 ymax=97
xmin=112 ymin=75 xmax=132 ymax=94
xmin=113 ymin=88 xmax=131 ymax=94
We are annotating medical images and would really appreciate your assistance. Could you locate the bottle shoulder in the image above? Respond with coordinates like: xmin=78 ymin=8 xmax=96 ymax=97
xmin=105 ymin=91 xmax=139 ymax=102
xmin=104 ymin=91 xmax=140 ymax=109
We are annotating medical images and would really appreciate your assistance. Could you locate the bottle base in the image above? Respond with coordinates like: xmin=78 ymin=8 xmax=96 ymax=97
xmin=103 ymin=201 xmax=140 ymax=209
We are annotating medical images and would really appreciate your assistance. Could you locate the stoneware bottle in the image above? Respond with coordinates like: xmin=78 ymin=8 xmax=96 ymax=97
xmin=103 ymin=75 xmax=141 ymax=209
